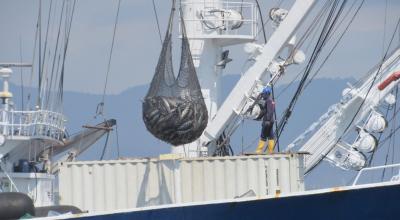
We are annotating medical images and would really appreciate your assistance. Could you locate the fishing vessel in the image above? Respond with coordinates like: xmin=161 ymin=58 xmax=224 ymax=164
xmin=1 ymin=0 xmax=400 ymax=219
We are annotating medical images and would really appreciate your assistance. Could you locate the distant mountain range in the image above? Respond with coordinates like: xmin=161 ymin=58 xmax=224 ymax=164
xmin=7 ymin=75 xmax=354 ymax=159
xmin=8 ymin=75 xmax=358 ymax=188
xmin=62 ymin=75 xmax=354 ymax=160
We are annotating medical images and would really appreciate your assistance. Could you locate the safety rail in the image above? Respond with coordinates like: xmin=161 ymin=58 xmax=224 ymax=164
xmin=0 ymin=109 xmax=66 ymax=141
xmin=180 ymin=1 xmax=257 ymax=40
xmin=352 ymin=163 xmax=400 ymax=186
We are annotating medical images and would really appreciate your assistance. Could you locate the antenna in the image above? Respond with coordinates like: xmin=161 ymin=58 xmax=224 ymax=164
xmin=0 ymin=63 xmax=32 ymax=109
xmin=0 ymin=68 xmax=13 ymax=107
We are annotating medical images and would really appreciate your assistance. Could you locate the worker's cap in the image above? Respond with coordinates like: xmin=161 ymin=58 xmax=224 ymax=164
xmin=262 ymin=86 xmax=272 ymax=95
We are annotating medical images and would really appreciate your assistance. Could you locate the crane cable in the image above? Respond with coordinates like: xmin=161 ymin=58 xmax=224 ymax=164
xmin=305 ymin=16 xmax=400 ymax=175
xmin=19 ymin=37 xmax=24 ymax=110
xmin=273 ymin=1 xmax=334 ymax=99
xmin=240 ymin=1 xmax=333 ymax=153
xmin=303 ymin=0 xmax=365 ymax=90
xmin=256 ymin=0 xmax=284 ymax=37
xmin=276 ymin=0 xmax=347 ymax=143
xmin=96 ymin=0 xmax=121 ymax=118
xmin=254 ymin=0 xmax=267 ymax=43
xmin=382 ymin=86 xmax=398 ymax=180
xmin=45 ymin=0 xmax=65 ymax=110
xmin=152 ymin=0 xmax=163 ymax=45
xmin=253 ymin=0 xmax=283 ymax=151
xmin=367 ymin=82 xmax=400 ymax=166
xmin=96 ymin=0 xmax=121 ymax=160
xmin=56 ymin=0 xmax=76 ymax=110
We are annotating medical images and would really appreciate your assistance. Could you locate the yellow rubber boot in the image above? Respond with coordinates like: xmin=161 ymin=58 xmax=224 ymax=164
xmin=255 ymin=140 xmax=266 ymax=154
xmin=267 ymin=139 xmax=275 ymax=154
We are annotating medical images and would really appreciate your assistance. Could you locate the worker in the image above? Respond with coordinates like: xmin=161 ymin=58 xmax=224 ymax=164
xmin=255 ymin=86 xmax=276 ymax=154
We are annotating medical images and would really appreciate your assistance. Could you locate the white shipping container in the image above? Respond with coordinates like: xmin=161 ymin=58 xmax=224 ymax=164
xmin=58 ymin=154 xmax=305 ymax=212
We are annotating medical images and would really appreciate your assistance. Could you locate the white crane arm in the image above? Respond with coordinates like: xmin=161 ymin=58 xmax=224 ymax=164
xmin=200 ymin=0 xmax=317 ymax=148
xmin=297 ymin=47 xmax=400 ymax=172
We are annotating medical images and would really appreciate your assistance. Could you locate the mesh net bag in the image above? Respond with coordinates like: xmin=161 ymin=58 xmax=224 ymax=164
xmin=142 ymin=4 xmax=208 ymax=146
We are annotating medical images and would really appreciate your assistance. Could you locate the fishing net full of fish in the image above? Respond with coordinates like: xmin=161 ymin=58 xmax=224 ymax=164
xmin=142 ymin=4 xmax=208 ymax=146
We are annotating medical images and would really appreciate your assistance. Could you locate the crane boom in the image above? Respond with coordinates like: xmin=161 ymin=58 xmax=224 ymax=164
xmin=200 ymin=0 xmax=317 ymax=151
xmin=294 ymin=47 xmax=400 ymax=173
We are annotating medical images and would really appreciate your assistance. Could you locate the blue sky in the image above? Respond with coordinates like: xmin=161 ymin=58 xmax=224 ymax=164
xmin=0 ymin=0 xmax=399 ymax=95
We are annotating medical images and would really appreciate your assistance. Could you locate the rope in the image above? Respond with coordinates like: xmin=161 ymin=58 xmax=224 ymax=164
xmin=306 ymin=16 xmax=400 ymax=174
xmin=115 ymin=122 xmax=120 ymax=158
xmin=253 ymin=0 xmax=278 ymax=150
xmin=390 ymin=87 xmax=397 ymax=176
xmin=303 ymin=0 xmax=365 ymax=90
xmin=27 ymin=11 xmax=39 ymax=110
xmin=335 ymin=17 xmax=400 ymax=148
xmin=97 ymin=0 xmax=121 ymax=117
xmin=256 ymin=0 xmax=284 ymax=37
xmin=40 ymin=0 xmax=54 ymax=93
xmin=100 ymin=132 xmax=111 ymax=160
xmin=382 ymin=0 xmax=388 ymax=57
xmin=271 ymin=86 xmax=280 ymax=151
xmin=19 ymin=37 xmax=24 ymax=110
xmin=382 ymin=87 xmax=397 ymax=180
xmin=38 ymin=0 xmax=42 ymax=107
xmin=276 ymin=0 xmax=347 ymax=143
xmin=95 ymin=0 xmax=121 ymax=159
xmin=152 ymin=0 xmax=163 ymax=45
xmin=254 ymin=0 xmax=267 ymax=43
xmin=57 ymin=0 xmax=76 ymax=109
xmin=43 ymin=0 xmax=66 ymax=109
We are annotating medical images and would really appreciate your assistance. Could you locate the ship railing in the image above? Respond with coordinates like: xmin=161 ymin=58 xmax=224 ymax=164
xmin=180 ymin=1 xmax=257 ymax=40
xmin=352 ymin=163 xmax=400 ymax=186
xmin=0 ymin=109 xmax=66 ymax=141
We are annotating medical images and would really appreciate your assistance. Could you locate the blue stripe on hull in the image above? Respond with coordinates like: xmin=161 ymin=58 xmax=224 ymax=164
xmin=77 ymin=184 xmax=400 ymax=220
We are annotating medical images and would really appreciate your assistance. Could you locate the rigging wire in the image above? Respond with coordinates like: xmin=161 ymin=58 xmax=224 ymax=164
xmin=337 ymin=17 xmax=400 ymax=146
xmin=256 ymin=0 xmax=284 ymax=37
xmin=43 ymin=1 xmax=69 ymax=109
xmin=253 ymin=0 xmax=278 ymax=149
xmin=40 ymin=0 xmax=54 ymax=90
xmin=152 ymin=0 xmax=163 ymax=45
xmin=367 ymin=80 xmax=400 ymax=166
xmin=390 ymin=87 xmax=397 ymax=176
xmin=43 ymin=0 xmax=66 ymax=110
xmin=96 ymin=0 xmax=122 ymax=117
xmin=306 ymin=16 xmax=400 ymax=175
xmin=19 ymin=37 xmax=25 ymax=110
xmin=27 ymin=2 xmax=41 ymax=110
xmin=303 ymin=0 xmax=365 ymax=90
xmin=38 ymin=0 xmax=42 ymax=107
xmin=100 ymin=132 xmax=111 ymax=160
xmin=382 ymin=0 xmax=388 ymax=58
xmin=285 ymin=1 xmax=333 ymax=58
xmin=56 ymin=0 xmax=77 ymax=109
xmin=274 ymin=3 xmax=334 ymax=99
xmin=272 ymin=1 xmax=334 ymax=100
xmin=382 ymin=86 xmax=397 ymax=180
xmin=44 ymin=0 xmax=65 ymax=109
xmin=97 ymin=0 xmax=122 ymax=160
xmin=254 ymin=0 xmax=267 ymax=43
xmin=115 ymin=123 xmax=120 ymax=158
xmin=276 ymin=0 xmax=348 ymax=143
xmin=274 ymin=1 xmax=336 ymax=151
